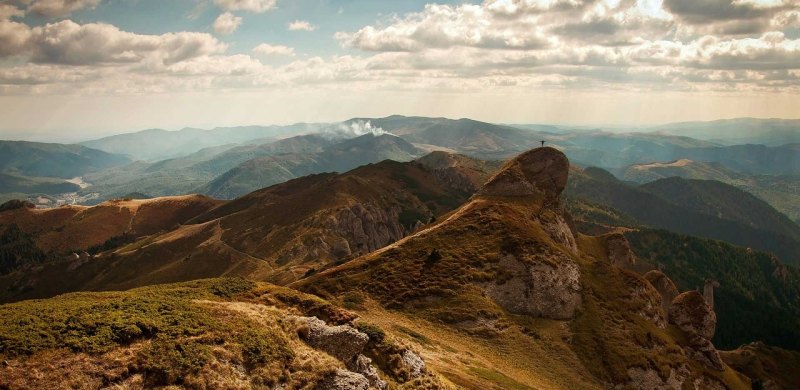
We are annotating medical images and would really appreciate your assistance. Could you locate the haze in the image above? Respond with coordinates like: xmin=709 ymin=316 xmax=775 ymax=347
xmin=1 ymin=0 xmax=800 ymax=140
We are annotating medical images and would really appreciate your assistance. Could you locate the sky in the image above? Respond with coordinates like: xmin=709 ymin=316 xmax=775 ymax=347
xmin=0 ymin=0 xmax=799 ymax=141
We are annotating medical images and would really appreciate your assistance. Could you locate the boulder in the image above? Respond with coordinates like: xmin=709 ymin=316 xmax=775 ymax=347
xmin=669 ymin=291 xmax=716 ymax=340
xmin=298 ymin=317 xmax=369 ymax=363
xmin=605 ymin=233 xmax=636 ymax=269
xmin=315 ymin=369 xmax=369 ymax=390
xmin=351 ymin=354 xmax=387 ymax=390
xmin=644 ymin=270 xmax=679 ymax=320
xmin=400 ymin=350 xmax=426 ymax=379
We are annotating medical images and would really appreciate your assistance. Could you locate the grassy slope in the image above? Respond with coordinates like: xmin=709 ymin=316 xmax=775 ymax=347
xmin=0 ymin=141 xmax=130 ymax=179
xmin=0 ymin=278 xmax=454 ymax=389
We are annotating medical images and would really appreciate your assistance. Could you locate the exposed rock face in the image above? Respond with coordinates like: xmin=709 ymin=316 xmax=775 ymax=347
xmin=485 ymin=253 xmax=582 ymax=320
xmin=400 ymin=350 xmax=426 ymax=378
xmin=670 ymin=291 xmax=716 ymax=340
xmin=618 ymin=366 xmax=688 ymax=390
xmin=534 ymin=208 xmax=578 ymax=253
xmin=298 ymin=316 xmax=369 ymax=363
xmin=320 ymin=202 xmax=410 ymax=257
xmin=644 ymin=270 xmax=679 ymax=321
xmin=703 ymin=279 xmax=719 ymax=311
xmin=315 ymin=369 xmax=369 ymax=390
xmin=627 ymin=274 xmax=667 ymax=328
xmin=605 ymin=233 xmax=637 ymax=269
xmin=351 ymin=354 xmax=387 ymax=390
xmin=479 ymin=147 xmax=568 ymax=203
xmin=669 ymin=291 xmax=724 ymax=371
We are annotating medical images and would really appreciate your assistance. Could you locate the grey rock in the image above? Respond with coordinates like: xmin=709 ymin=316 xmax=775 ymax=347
xmin=316 ymin=369 xmax=369 ymax=390
xmin=298 ymin=316 xmax=369 ymax=363
xmin=351 ymin=354 xmax=387 ymax=390
xmin=400 ymin=350 xmax=426 ymax=379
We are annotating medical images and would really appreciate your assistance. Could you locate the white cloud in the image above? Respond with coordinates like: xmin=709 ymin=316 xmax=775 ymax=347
xmin=288 ymin=20 xmax=317 ymax=31
xmin=252 ymin=43 xmax=295 ymax=57
xmin=213 ymin=0 xmax=276 ymax=13
xmin=27 ymin=0 xmax=101 ymax=17
xmin=213 ymin=12 xmax=242 ymax=35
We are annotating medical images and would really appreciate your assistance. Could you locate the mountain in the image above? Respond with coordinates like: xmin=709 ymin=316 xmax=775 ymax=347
xmin=81 ymin=134 xmax=335 ymax=202
xmin=566 ymin=167 xmax=800 ymax=264
xmin=649 ymin=118 xmax=800 ymax=146
xmin=199 ymin=133 xmax=425 ymax=199
xmin=0 ymin=173 xmax=80 ymax=195
xmin=351 ymin=116 xmax=545 ymax=159
xmin=0 ymin=195 xmax=222 ymax=259
xmin=292 ymin=148 xmax=751 ymax=388
xmin=0 ymin=141 xmax=130 ymax=179
xmin=622 ymin=159 xmax=800 ymax=224
xmin=80 ymin=123 xmax=325 ymax=161
xmin=641 ymin=177 xmax=800 ymax=241
xmin=0 ymin=152 xmax=497 ymax=301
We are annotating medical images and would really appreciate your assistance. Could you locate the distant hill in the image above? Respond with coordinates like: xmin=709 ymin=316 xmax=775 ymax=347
xmin=80 ymin=123 xmax=325 ymax=161
xmin=622 ymin=159 xmax=800 ymax=224
xmin=0 ymin=141 xmax=130 ymax=179
xmin=566 ymin=168 xmax=800 ymax=264
xmin=199 ymin=133 xmax=424 ymax=199
xmin=0 ymin=173 xmax=80 ymax=195
xmin=0 ymin=194 xmax=223 ymax=257
xmin=649 ymin=118 xmax=800 ymax=146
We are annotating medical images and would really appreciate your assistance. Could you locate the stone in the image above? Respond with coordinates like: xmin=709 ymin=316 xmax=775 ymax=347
xmin=605 ymin=233 xmax=637 ymax=269
xmin=350 ymin=354 xmax=387 ymax=390
xmin=315 ymin=369 xmax=369 ymax=390
xmin=485 ymin=253 xmax=582 ymax=320
xmin=669 ymin=291 xmax=716 ymax=340
xmin=298 ymin=316 xmax=369 ymax=363
xmin=644 ymin=270 xmax=679 ymax=321
xmin=400 ymin=350 xmax=426 ymax=378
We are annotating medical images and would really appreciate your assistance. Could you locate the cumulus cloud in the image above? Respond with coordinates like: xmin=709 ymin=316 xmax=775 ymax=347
xmin=213 ymin=0 xmax=275 ymax=13
xmin=0 ymin=20 xmax=227 ymax=66
xmin=288 ymin=20 xmax=317 ymax=31
xmin=322 ymin=120 xmax=388 ymax=139
xmin=213 ymin=12 xmax=242 ymax=35
xmin=252 ymin=43 xmax=295 ymax=56
xmin=27 ymin=0 xmax=101 ymax=17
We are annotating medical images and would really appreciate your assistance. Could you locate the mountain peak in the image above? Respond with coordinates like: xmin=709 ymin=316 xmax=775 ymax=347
xmin=478 ymin=146 xmax=568 ymax=202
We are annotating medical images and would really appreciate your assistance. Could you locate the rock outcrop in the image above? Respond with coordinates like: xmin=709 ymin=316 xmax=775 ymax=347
xmin=703 ymin=279 xmax=719 ymax=311
xmin=643 ymin=270 xmax=679 ymax=321
xmin=316 ymin=369 xmax=370 ymax=390
xmin=669 ymin=291 xmax=724 ymax=370
xmin=605 ymin=233 xmax=637 ymax=269
xmin=297 ymin=316 xmax=369 ymax=363
xmin=485 ymin=252 xmax=582 ymax=320
xmin=479 ymin=147 xmax=568 ymax=203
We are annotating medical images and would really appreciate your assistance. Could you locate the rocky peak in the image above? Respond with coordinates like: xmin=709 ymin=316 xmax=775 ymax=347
xmin=478 ymin=147 xmax=568 ymax=203
xmin=643 ymin=270 xmax=679 ymax=320
xmin=669 ymin=291 xmax=724 ymax=371
xmin=604 ymin=233 xmax=637 ymax=269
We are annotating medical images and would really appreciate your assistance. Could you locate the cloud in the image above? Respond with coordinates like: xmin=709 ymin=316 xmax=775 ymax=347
xmin=0 ymin=19 xmax=227 ymax=66
xmin=664 ymin=0 xmax=785 ymax=24
xmin=322 ymin=120 xmax=388 ymax=139
xmin=27 ymin=0 xmax=101 ymax=17
xmin=288 ymin=20 xmax=317 ymax=31
xmin=213 ymin=0 xmax=275 ymax=13
xmin=213 ymin=12 xmax=242 ymax=35
xmin=252 ymin=43 xmax=295 ymax=56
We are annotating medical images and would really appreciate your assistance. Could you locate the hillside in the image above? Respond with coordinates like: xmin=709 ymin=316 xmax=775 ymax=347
xmin=0 ymin=141 xmax=130 ymax=179
xmin=0 ymin=153 xmax=497 ymax=302
xmin=0 ymin=173 xmax=80 ymax=195
xmin=622 ymin=159 xmax=800 ymax=224
xmin=625 ymin=229 xmax=800 ymax=351
xmin=566 ymin=167 xmax=800 ymax=264
xmin=80 ymin=123 xmax=324 ymax=161
xmin=199 ymin=134 xmax=424 ymax=199
xmin=0 ymin=195 xmax=223 ymax=257
xmin=0 ymin=278 xmax=452 ymax=389
xmin=293 ymin=147 xmax=752 ymax=388
xmin=641 ymin=177 xmax=800 ymax=242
